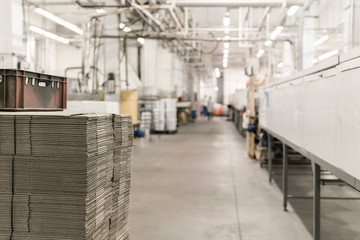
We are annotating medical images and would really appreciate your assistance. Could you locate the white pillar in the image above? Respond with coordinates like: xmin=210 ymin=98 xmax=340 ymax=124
xmin=302 ymin=2 xmax=318 ymax=69
xmin=345 ymin=0 xmax=360 ymax=51
xmin=283 ymin=41 xmax=294 ymax=76
xmin=103 ymin=15 xmax=120 ymax=92
xmin=302 ymin=17 xmax=315 ymax=69
xmin=0 ymin=0 xmax=24 ymax=68
xmin=141 ymin=39 xmax=158 ymax=96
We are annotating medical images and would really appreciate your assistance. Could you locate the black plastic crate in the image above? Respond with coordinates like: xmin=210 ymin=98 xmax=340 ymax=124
xmin=0 ymin=69 xmax=67 ymax=111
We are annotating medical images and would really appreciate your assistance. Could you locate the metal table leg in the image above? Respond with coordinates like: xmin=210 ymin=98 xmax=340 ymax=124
xmin=313 ymin=162 xmax=321 ymax=240
xmin=268 ymin=134 xmax=273 ymax=183
xmin=282 ymin=143 xmax=288 ymax=211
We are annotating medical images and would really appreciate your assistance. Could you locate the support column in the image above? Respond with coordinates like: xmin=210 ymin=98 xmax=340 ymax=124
xmin=0 ymin=0 xmax=24 ymax=68
xmin=349 ymin=0 xmax=360 ymax=49
xmin=283 ymin=42 xmax=294 ymax=76
xmin=302 ymin=15 xmax=315 ymax=69
xmin=141 ymin=39 xmax=158 ymax=98
xmin=282 ymin=143 xmax=288 ymax=211
xmin=313 ymin=162 xmax=321 ymax=240
xmin=267 ymin=134 xmax=273 ymax=183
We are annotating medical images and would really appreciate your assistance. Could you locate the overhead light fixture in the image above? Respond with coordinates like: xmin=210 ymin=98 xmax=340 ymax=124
xmin=223 ymin=49 xmax=229 ymax=55
xmin=318 ymin=49 xmax=339 ymax=61
xmin=277 ymin=62 xmax=284 ymax=68
xmin=223 ymin=57 xmax=228 ymax=62
xmin=215 ymin=86 xmax=219 ymax=91
xmin=270 ymin=26 xmax=283 ymax=40
xmin=287 ymin=6 xmax=299 ymax=16
xmin=119 ymin=23 xmax=126 ymax=29
xmin=256 ymin=49 xmax=265 ymax=58
xmin=215 ymin=68 xmax=220 ymax=78
xmin=224 ymin=35 xmax=230 ymax=40
xmin=96 ymin=8 xmax=106 ymax=14
xmin=224 ymin=42 xmax=230 ymax=49
xmin=264 ymin=40 xmax=272 ymax=47
xmin=224 ymin=29 xmax=230 ymax=34
xmin=314 ymin=35 xmax=329 ymax=46
xmin=312 ymin=58 xmax=319 ymax=64
xmin=223 ymin=12 xmax=230 ymax=27
xmin=29 ymin=25 xmax=70 ymax=44
xmin=34 ymin=8 xmax=83 ymax=35
xmin=123 ymin=27 xmax=132 ymax=32
xmin=223 ymin=62 xmax=228 ymax=68
xmin=137 ymin=37 xmax=145 ymax=45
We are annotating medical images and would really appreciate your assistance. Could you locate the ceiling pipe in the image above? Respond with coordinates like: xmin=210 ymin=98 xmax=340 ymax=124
xmin=75 ymin=1 xmax=124 ymax=8
xmin=125 ymin=0 xmax=158 ymax=31
xmin=97 ymin=34 xmax=293 ymax=43
xmin=189 ymin=27 xmax=259 ymax=32
xmin=75 ymin=1 xmax=171 ymax=10
xmin=258 ymin=7 xmax=271 ymax=31
xmin=173 ymin=0 xmax=304 ymax=8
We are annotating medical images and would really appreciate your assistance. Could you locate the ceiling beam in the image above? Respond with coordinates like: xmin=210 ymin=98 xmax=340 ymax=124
xmin=174 ymin=0 xmax=304 ymax=8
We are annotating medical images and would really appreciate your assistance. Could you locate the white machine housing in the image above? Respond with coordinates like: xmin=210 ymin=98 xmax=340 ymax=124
xmin=259 ymin=48 xmax=360 ymax=189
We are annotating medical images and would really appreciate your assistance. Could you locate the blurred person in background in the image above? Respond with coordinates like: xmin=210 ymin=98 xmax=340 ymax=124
xmin=201 ymin=95 xmax=209 ymax=116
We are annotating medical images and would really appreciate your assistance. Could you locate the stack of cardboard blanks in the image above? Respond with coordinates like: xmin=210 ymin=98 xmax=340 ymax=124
xmin=0 ymin=112 xmax=133 ymax=240
xmin=0 ymin=155 xmax=12 ymax=240
xmin=110 ymin=115 xmax=133 ymax=240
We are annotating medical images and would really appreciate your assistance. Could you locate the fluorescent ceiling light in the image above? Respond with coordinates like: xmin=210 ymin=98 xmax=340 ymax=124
xmin=29 ymin=25 xmax=70 ymax=44
xmin=96 ymin=8 xmax=106 ymax=14
xmin=314 ymin=35 xmax=329 ymax=46
xmin=287 ymin=6 xmax=299 ymax=16
xmin=223 ymin=62 xmax=228 ymax=68
xmin=224 ymin=29 xmax=230 ymax=34
xmin=215 ymin=86 xmax=219 ymax=91
xmin=215 ymin=68 xmax=220 ymax=78
xmin=224 ymin=42 xmax=230 ymax=49
xmin=223 ymin=12 xmax=230 ymax=27
xmin=270 ymin=26 xmax=283 ymax=40
xmin=318 ymin=49 xmax=339 ymax=61
xmin=256 ymin=49 xmax=265 ymax=58
xmin=123 ymin=27 xmax=132 ymax=32
xmin=137 ymin=37 xmax=145 ymax=45
xmin=224 ymin=35 xmax=230 ymax=40
xmin=119 ymin=23 xmax=126 ymax=29
xmin=223 ymin=49 xmax=229 ymax=55
xmin=264 ymin=40 xmax=272 ymax=47
xmin=34 ymin=8 xmax=83 ymax=35
xmin=312 ymin=58 xmax=319 ymax=64
xmin=277 ymin=62 xmax=284 ymax=68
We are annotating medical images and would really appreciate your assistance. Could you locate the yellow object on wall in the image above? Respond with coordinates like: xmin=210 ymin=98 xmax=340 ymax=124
xmin=121 ymin=90 xmax=138 ymax=124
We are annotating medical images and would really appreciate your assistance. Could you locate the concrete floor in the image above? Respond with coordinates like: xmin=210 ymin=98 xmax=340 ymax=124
xmin=129 ymin=117 xmax=313 ymax=240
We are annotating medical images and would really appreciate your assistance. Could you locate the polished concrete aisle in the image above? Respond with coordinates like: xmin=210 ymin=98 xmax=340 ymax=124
xmin=129 ymin=118 xmax=312 ymax=240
